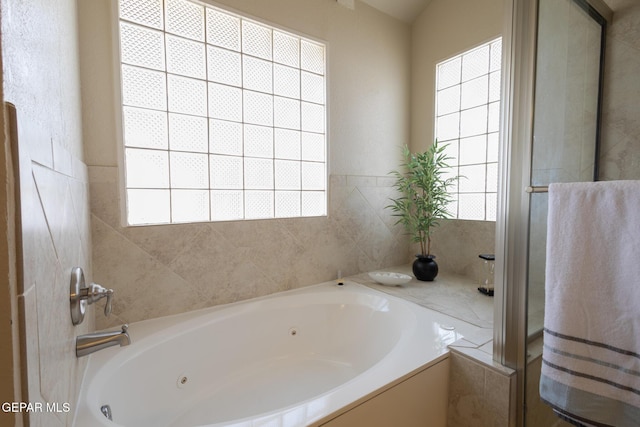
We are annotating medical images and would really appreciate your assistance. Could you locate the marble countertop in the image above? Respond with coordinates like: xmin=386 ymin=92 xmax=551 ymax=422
xmin=348 ymin=264 xmax=494 ymax=329
xmin=348 ymin=265 xmax=513 ymax=376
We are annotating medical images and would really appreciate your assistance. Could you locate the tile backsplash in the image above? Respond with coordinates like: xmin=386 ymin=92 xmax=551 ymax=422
xmin=91 ymin=170 xmax=409 ymax=328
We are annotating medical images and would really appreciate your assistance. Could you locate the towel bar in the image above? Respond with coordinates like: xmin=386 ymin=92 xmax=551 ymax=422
xmin=525 ymin=185 xmax=549 ymax=193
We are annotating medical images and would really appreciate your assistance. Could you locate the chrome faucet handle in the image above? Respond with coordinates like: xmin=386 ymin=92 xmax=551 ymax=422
xmin=86 ymin=283 xmax=114 ymax=317
xmin=70 ymin=267 xmax=116 ymax=325
xmin=105 ymin=291 xmax=113 ymax=317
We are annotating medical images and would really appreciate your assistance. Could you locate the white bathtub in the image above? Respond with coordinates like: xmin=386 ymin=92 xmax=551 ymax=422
xmin=74 ymin=281 xmax=471 ymax=427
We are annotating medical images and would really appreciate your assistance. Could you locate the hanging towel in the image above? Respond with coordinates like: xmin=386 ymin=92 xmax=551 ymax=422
xmin=540 ymin=180 xmax=640 ymax=427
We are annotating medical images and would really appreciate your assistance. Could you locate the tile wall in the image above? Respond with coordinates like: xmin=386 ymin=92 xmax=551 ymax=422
xmin=599 ymin=2 xmax=640 ymax=182
xmin=92 ymin=171 xmax=409 ymax=328
xmin=447 ymin=350 xmax=515 ymax=427
xmin=1 ymin=0 xmax=93 ymax=425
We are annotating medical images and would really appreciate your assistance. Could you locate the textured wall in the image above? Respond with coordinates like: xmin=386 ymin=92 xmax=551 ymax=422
xmin=599 ymin=2 xmax=640 ymax=181
xmin=1 ymin=0 xmax=93 ymax=425
xmin=79 ymin=0 xmax=412 ymax=326
xmin=410 ymin=0 xmax=503 ymax=284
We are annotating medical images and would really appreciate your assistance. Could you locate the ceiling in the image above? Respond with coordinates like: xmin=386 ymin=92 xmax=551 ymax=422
xmin=358 ymin=0 xmax=625 ymax=24
xmin=360 ymin=0 xmax=433 ymax=23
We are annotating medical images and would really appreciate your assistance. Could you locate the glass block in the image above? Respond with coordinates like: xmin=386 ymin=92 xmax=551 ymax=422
xmin=486 ymin=193 xmax=497 ymax=221
xmin=121 ymin=65 xmax=167 ymax=110
xmin=301 ymin=71 xmax=324 ymax=104
xmin=207 ymin=46 xmax=241 ymax=87
xmin=437 ymin=57 xmax=461 ymax=90
xmin=125 ymin=148 xmax=169 ymax=188
xmin=301 ymin=132 xmax=324 ymax=162
xmin=441 ymin=140 xmax=459 ymax=168
xmin=210 ymin=155 xmax=243 ymax=189
xmin=123 ymin=107 xmax=168 ymax=149
xmin=211 ymin=190 xmax=243 ymax=220
xmin=460 ymin=105 xmax=487 ymax=138
xmin=459 ymin=135 xmax=487 ymax=166
xmin=489 ymin=71 xmax=501 ymax=103
xmin=274 ymin=129 xmax=301 ymax=160
xmin=120 ymin=0 xmax=163 ymax=30
xmin=206 ymin=8 xmax=240 ymax=51
xmin=242 ymin=21 xmax=272 ymax=60
xmin=486 ymin=163 xmax=498 ymax=193
xmin=301 ymin=162 xmax=325 ymax=190
xmin=273 ymin=31 xmax=299 ymax=67
xmin=168 ymin=74 xmax=207 ymax=116
xmin=243 ymin=55 xmax=273 ymax=94
xmin=244 ymin=158 xmax=273 ymax=190
xmin=490 ymin=39 xmax=502 ymax=72
xmin=274 ymin=97 xmax=301 ymax=130
xmin=168 ymin=113 xmax=207 ymax=152
xmin=436 ymin=85 xmax=460 ymax=117
xmin=165 ymin=0 xmax=204 ymax=41
xmin=166 ymin=34 xmax=205 ymax=79
xmin=458 ymin=164 xmax=486 ymax=193
xmin=210 ymin=119 xmax=242 ymax=155
xmin=170 ymin=151 xmax=208 ymax=188
xmin=273 ymin=64 xmax=300 ymax=99
xmin=244 ymin=124 xmax=273 ymax=158
xmin=275 ymin=160 xmax=301 ymax=190
xmin=245 ymin=191 xmax=274 ymax=219
xmin=171 ymin=189 xmax=209 ymax=222
xmin=458 ymin=193 xmax=485 ymax=220
xmin=301 ymin=40 xmax=324 ymax=75
xmin=301 ymin=102 xmax=325 ymax=133
xmin=445 ymin=196 xmax=458 ymax=219
xmin=243 ymin=90 xmax=273 ymax=126
xmin=209 ymin=83 xmax=242 ymax=122
xmin=301 ymin=191 xmax=325 ymax=216
xmin=127 ymin=189 xmax=170 ymax=225
xmin=435 ymin=112 xmax=460 ymax=142
xmin=442 ymin=166 xmax=459 ymax=193
xmin=120 ymin=22 xmax=165 ymax=70
xmin=275 ymin=191 xmax=301 ymax=218
xmin=461 ymin=75 xmax=488 ymax=110
xmin=488 ymin=101 xmax=500 ymax=133
xmin=487 ymin=132 xmax=499 ymax=163
xmin=461 ymin=45 xmax=490 ymax=82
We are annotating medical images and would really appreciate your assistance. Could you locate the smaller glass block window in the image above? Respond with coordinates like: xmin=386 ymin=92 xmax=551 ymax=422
xmin=118 ymin=0 xmax=327 ymax=225
xmin=435 ymin=38 xmax=501 ymax=221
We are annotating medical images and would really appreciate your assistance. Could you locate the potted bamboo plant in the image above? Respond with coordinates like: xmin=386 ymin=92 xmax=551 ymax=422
xmin=387 ymin=141 xmax=457 ymax=281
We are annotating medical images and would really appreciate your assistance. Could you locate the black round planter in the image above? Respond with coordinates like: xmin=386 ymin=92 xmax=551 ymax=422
xmin=413 ymin=255 xmax=438 ymax=281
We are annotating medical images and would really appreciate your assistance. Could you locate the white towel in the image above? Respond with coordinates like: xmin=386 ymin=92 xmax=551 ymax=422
xmin=540 ymin=180 xmax=640 ymax=427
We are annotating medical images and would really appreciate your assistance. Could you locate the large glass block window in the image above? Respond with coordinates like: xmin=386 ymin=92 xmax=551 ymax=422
xmin=435 ymin=38 xmax=501 ymax=221
xmin=118 ymin=0 xmax=327 ymax=225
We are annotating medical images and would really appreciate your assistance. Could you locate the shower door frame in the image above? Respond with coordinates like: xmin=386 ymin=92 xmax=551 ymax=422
xmin=494 ymin=0 xmax=611 ymax=425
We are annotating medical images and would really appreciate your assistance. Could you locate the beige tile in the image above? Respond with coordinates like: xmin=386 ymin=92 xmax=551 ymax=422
xmin=92 ymin=216 xmax=208 ymax=323
xmin=484 ymin=367 xmax=511 ymax=422
xmin=18 ymin=285 xmax=41 ymax=405
xmin=448 ymin=352 xmax=485 ymax=427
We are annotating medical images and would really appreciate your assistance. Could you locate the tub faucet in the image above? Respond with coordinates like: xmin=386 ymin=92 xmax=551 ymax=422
xmin=76 ymin=324 xmax=130 ymax=358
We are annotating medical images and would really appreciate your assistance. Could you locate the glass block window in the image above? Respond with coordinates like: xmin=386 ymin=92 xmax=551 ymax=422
xmin=435 ymin=38 xmax=501 ymax=221
xmin=118 ymin=0 xmax=327 ymax=225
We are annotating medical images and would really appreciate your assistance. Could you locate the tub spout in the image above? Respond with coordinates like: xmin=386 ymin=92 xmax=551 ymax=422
xmin=76 ymin=324 xmax=130 ymax=358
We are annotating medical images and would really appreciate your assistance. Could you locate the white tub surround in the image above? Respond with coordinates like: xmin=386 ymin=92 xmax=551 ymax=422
xmin=75 ymin=281 xmax=481 ymax=427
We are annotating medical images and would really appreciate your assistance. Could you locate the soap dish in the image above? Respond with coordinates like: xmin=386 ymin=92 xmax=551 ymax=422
xmin=368 ymin=272 xmax=412 ymax=286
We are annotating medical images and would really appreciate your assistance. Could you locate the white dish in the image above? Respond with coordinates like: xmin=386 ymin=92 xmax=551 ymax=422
xmin=368 ymin=272 xmax=412 ymax=286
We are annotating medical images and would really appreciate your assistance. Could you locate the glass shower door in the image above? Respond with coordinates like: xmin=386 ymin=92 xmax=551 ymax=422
xmin=524 ymin=0 xmax=606 ymax=425
xmin=526 ymin=0 xmax=605 ymax=339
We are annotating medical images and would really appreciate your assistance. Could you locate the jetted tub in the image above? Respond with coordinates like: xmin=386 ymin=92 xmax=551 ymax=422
xmin=74 ymin=280 xmax=471 ymax=427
